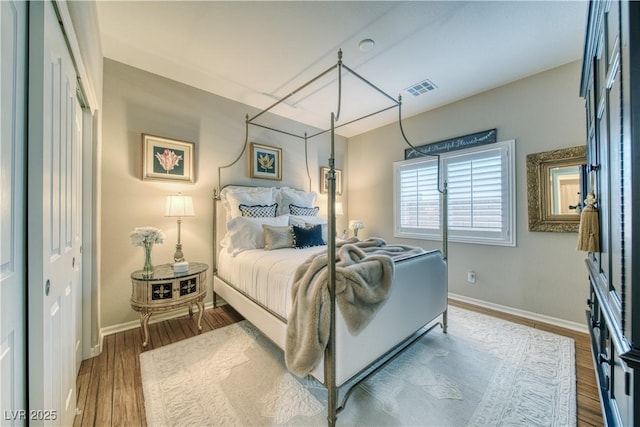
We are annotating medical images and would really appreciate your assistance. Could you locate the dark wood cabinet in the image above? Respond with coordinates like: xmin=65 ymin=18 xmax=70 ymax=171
xmin=580 ymin=1 xmax=639 ymax=425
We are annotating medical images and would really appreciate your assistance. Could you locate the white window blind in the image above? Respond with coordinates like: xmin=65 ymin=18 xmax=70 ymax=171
xmin=394 ymin=139 xmax=516 ymax=246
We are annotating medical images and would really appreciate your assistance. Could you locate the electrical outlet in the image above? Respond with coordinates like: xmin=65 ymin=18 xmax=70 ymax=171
xmin=467 ymin=271 xmax=476 ymax=284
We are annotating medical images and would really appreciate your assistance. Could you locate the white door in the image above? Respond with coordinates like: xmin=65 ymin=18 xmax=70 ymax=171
xmin=73 ymin=99 xmax=83 ymax=375
xmin=28 ymin=1 xmax=81 ymax=425
xmin=1 ymin=0 xmax=27 ymax=424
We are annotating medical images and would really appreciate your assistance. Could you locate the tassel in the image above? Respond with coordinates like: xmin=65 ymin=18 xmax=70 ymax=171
xmin=577 ymin=192 xmax=600 ymax=252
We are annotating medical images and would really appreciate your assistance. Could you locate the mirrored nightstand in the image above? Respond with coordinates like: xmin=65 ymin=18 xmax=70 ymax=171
xmin=130 ymin=262 xmax=208 ymax=348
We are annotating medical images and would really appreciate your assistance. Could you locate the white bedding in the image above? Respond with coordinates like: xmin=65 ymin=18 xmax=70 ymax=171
xmin=217 ymin=246 xmax=326 ymax=319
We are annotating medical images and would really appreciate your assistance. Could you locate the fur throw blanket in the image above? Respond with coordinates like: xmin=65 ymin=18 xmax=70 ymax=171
xmin=285 ymin=237 xmax=425 ymax=377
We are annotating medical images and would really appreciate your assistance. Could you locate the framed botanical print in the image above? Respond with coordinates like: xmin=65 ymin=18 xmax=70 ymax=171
xmin=142 ymin=134 xmax=195 ymax=183
xmin=250 ymin=142 xmax=282 ymax=180
xmin=320 ymin=166 xmax=342 ymax=195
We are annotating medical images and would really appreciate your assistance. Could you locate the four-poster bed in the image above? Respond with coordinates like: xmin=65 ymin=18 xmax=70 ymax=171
xmin=212 ymin=50 xmax=449 ymax=426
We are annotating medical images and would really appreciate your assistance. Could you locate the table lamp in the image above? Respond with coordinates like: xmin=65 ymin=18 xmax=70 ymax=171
xmin=165 ymin=193 xmax=195 ymax=263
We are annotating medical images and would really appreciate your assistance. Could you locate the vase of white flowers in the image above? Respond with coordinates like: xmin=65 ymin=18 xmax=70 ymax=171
xmin=129 ymin=226 xmax=166 ymax=277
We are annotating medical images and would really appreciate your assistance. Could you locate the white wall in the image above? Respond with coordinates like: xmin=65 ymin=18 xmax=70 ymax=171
xmin=100 ymin=59 xmax=347 ymax=329
xmin=347 ymin=61 xmax=588 ymax=324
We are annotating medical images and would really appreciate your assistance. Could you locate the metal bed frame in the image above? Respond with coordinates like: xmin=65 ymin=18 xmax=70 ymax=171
xmin=212 ymin=50 xmax=448 ymax=426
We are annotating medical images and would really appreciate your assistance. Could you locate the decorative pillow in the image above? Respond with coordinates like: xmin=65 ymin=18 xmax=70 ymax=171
xmin=221 ymin=215 xmax=289 ymax=255
xmin=220 ymin=187 xmax=276 ymax=220
xmin=262 ymin=225 xmax=294 ymax=250
xmin=239 ymin=203 xmax=278 ymax=218
xmin=292 ymin=224 xmax=325 ymax=249
xmin=289 ymin=204 xmax=319 ymax=216
xmin=307 ymin=222 xmax=329 ymax=244
xmin=276 ymin=187 xmax=317 ymax=216
xmin=289 ymin=215 xmax=328 ymax=243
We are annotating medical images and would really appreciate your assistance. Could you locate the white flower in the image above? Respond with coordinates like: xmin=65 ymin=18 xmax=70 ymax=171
xmin=129 ymin=226 xmax=166 ymax=246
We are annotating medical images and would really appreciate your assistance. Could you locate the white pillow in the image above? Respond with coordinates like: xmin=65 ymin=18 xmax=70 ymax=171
xmin=221 ymin=215 xmax=289 ymax=255
xmin=276 ymin=187 xmax=317 ymax=216
xmin=220 ymin=187 xmax=276 ymax=221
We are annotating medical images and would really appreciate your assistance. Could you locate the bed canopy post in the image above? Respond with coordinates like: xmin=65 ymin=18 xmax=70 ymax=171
xmin=212 ymin=114 xmax=252 ymax=307
xmin=325 ymin=111 xmax=339 ymax=427
xmin=442 ymin=181 xmax=448 ymax=260
xmin=397 ymin=96 xmax=449 ymax=260
xmin=212 ymin=49 xmax=448 ymax=425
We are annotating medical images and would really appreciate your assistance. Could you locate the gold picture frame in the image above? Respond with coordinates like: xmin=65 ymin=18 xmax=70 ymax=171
xmin=142 ymin=134 xmax=195 ymax=183
xmin=320 ymin=167 xmax=342 ymax=195
xmin=526 ymin=145 xmax=586 ymax=232
xmin=250 ymin=142 xmax=282 ymax=180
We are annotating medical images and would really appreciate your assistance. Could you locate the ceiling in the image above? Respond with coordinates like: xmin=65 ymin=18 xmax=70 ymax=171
xmin=96 ymin=1 xmax=588 ymax=138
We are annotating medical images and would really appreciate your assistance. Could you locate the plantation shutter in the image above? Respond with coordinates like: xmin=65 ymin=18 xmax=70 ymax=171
xmin=395 ymin=158 xmax=440 ymax=236
xmin=394 ymin=140 xmax=514 ymax=246
xmin=445 ymin=146 xmax=507 ymax=241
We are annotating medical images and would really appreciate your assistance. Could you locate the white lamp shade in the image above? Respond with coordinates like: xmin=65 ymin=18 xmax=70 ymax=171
xmin=334 ymin=202 xmax=344 ymax=216
xmin=165 ymin=194 xmax=195 ymax=217
xmin=349 ymin=220 xmax=364 ymax=230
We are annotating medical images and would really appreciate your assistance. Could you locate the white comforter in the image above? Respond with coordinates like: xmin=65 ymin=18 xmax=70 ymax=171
xmin=217 ymin=246 xmax=326 ymax=319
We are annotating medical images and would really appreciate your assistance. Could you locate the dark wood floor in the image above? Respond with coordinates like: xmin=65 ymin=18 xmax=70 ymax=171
xmin=74 ymin=301 xmax=603 ymax=426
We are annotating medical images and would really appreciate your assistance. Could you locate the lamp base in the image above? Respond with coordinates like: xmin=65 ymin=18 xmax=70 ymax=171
xmin=173 ymin=243 xmax=185 ymax=263
xmin=173 ymin=261 xmax=189 ymax=273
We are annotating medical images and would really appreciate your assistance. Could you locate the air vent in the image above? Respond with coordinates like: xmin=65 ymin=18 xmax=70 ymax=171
xmin=405 ymin=79 xmax=438 ymax=97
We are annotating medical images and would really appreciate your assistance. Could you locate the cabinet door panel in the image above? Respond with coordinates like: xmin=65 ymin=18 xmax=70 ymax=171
xmin=179 ymin=278 xmax=197 ymax=296
xmin=151 ymin=283 xmax=173 ymax=301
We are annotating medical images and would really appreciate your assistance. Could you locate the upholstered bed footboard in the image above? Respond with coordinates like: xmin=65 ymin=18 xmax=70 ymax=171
xmin=214 ymin=248 xmax=447 ymax=387
xmin=325 ymin=249 xmax=447 ymax=386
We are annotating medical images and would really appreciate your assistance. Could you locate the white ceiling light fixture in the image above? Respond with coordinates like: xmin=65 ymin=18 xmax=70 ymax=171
xmin=358 ymin=38 xmax=375 ymax=52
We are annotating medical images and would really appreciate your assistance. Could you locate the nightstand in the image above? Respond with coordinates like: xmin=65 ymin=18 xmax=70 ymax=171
xmin=130 ymin=262 xmax=208 ymax=348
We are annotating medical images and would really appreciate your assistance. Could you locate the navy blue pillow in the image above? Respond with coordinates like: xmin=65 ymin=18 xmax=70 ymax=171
xmin=292 ymin=224 xmax=325 ymax=249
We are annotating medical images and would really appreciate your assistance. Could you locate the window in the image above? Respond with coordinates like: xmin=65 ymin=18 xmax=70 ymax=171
xmin=394 ymin=139 xmax=515 ymax=246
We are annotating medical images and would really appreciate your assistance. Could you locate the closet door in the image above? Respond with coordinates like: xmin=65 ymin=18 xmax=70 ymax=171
xmin=0 ymin=0 xmax=27 ymax=422
xmin=27 ymin=1 xmax=82 ymax=425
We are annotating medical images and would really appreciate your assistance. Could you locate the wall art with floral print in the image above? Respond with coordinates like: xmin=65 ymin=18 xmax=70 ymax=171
xmin=250 ymin=142 xmax=282 ymax=181
xmin=142 ymin=134 xmax=195 ymax=183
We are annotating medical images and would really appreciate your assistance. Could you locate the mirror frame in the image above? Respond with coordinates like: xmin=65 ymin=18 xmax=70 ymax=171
xmin=526 ymin=145 xmax=586 ymax=232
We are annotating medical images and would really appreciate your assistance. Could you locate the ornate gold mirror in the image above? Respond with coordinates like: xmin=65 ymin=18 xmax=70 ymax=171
xmin=527 ymin=145 xmax=586 ymax=232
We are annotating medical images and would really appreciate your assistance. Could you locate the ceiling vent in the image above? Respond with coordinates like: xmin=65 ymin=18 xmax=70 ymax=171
xmin=405 ymin=79 xmax=438 ymax=97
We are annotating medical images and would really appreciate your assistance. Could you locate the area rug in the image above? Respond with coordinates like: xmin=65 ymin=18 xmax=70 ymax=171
xmin=140 ymin=306 xmax=576 ymax=426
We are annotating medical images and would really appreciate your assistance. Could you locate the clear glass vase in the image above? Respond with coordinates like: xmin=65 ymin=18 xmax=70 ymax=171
xmin=142 ymin=241 xmax=154 ymax=277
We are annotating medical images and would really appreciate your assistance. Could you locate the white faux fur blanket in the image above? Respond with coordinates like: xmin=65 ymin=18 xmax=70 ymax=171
xmin=285 ymin=237 xmax=425 ymax=377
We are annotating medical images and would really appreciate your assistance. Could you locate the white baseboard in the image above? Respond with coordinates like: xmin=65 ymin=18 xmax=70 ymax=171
xmin=448 ymin=293 xmax=588 ymax=334
xmin=95 ymin=294 xmax=586 ymax=354
xmin=82 ymin=343 xmax=101 ymax=360
xmin=100 ymin=300 xmax=221 ymax=338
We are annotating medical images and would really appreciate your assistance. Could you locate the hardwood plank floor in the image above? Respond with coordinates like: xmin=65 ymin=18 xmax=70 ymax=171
xmin=74 ymin=301 xmax=603 ymax=426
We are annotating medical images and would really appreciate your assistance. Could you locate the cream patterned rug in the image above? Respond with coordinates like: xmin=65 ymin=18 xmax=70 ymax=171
xmin=140 ymin=306 xmax=575 ymax=426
